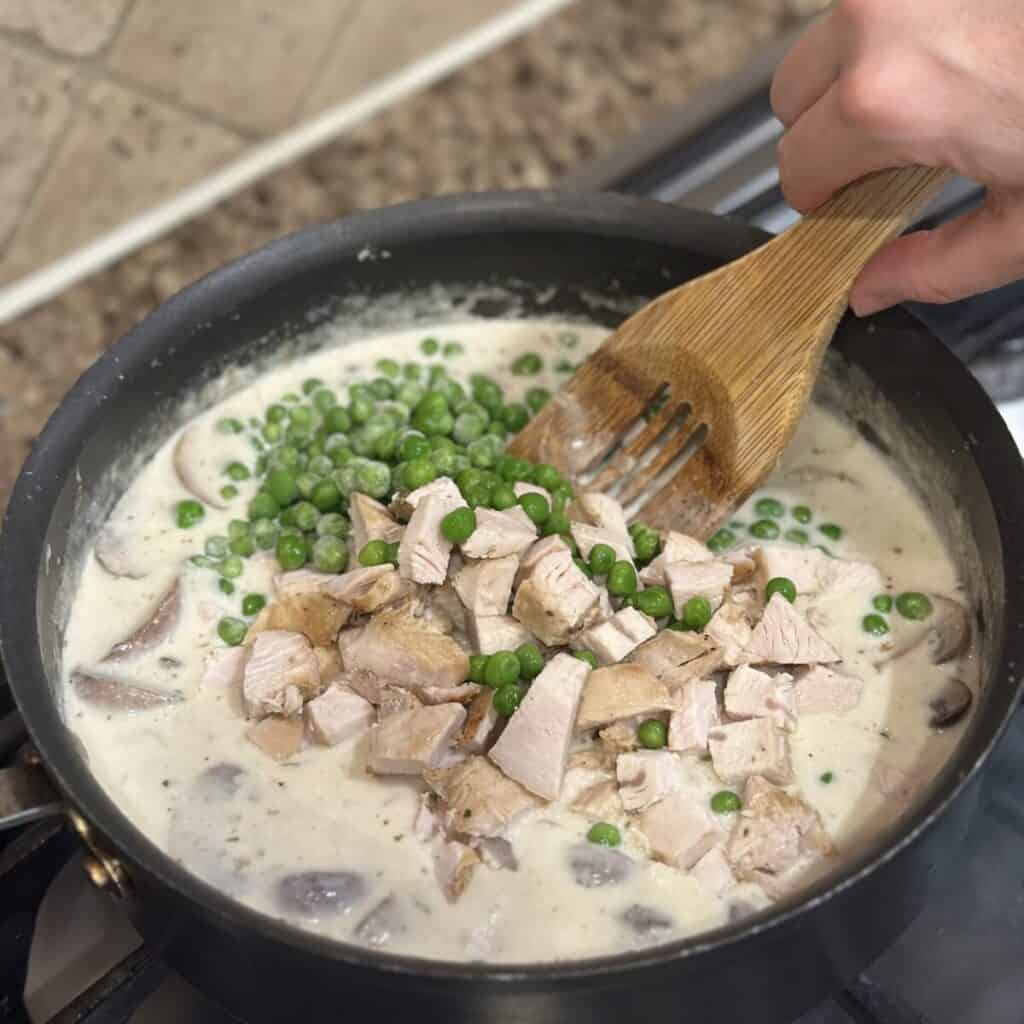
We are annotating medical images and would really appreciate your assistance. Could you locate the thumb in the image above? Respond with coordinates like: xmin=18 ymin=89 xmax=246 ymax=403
xmin=850 ymin=189 xmax=1024 ymax=316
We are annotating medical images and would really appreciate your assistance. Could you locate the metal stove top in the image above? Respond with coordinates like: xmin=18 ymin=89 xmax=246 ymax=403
xmin=4 ymin=36 xmax=1024 ymax=1022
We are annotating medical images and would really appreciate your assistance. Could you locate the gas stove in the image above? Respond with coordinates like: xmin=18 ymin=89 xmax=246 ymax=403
xmin=4 ymin=54 xmax=1024 ymax=1024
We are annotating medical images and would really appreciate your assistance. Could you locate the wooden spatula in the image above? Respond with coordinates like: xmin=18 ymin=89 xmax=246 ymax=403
xmin=509 ymin=166 xmax=951 ymax=538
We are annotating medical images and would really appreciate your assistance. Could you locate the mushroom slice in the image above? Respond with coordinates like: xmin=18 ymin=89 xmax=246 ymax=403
xmin=94 ymin=524 xmax=149 ymax=579
xmin=173 ymin=424 xmax=229 ymax=509
xmin=71 ymin=671 xmax=182 ymax=711
xmin=929 ymin=677 xmax=973 ymax=728
xmin=926 ymin=596 xmax=971 ymax=664
xmin=103 ymin=580 xmax=180 ymax=663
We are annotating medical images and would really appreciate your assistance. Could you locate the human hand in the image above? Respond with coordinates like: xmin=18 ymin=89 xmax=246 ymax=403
xmin=770 ymin=0 xmax=1024 ymax=315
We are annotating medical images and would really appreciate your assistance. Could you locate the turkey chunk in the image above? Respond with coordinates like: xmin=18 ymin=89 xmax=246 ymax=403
xmin=424 ymin=756 xmax=540 ymax=838
xmin=752 ymin=547 xmax=883 ymax=601
xmin=665 ymin=559 xmax=733 ymax=619
xmin=628 ymin=630 xmax=723 ymax=689
xmin=708 ymin=719 xmax=792 ymax=785
xmin=724 ymin=665 xmax=797 ymax=731
xmin=460 ymin=507 xmax=537 ymax=559
xmin=744 ymin=594 xmax=840 ymax=666
xmin=453 ymin=555 xmax=518 ymax=617
xmin=579 ymin=607 xmax=658 ymax=666
xmin=793 ymin=665 xmax=863 ymax=715
xmin=512 ymin=540 xmax=600 ymax=646
xmin=576 ymin=664 xmax=675 ymax=732
xmin=468 ymin=614 xmax=536 ymax=656
xmin=667 ymin=679 xmax=721 ymax=754
xmin=637 ymin=792 xmax=721 ymax=870
xmin=433 ymin=838 xmax=480 ymax=903
xmin=325 ymin=565 xmax=414 ymax=614
xmin=616 ymin=750 xmax=686 ymax=812
xmin=304 ymin=685 xmax=374 ymax=746
xmin=246 ymin=715 xmax=304 ymax=762
xmin=349 ymin=492 xmax=404 ymax=552
xmin=341 ymin=609 xmax=469 ymax=690
xmin=399 ymin=493 xmax=455 ymax=585
xmin=243 ymin=630 xmax=321 ymax=720
xmin=245 ymin=593 xmax=350 ymax=648
xmin=572 ymin=492 xmax=634 ymax=555
xmin=570 ymin=523 xmax=634 ymax=568
xmin=705 ymin=601 xmax=754 ymax=668
xmin=639 ymin=531 xmax=712 ymax=585
xmin=368 ymin=703 xmax=467 ymax=775
xmin=690 ymin=847 xmax=736 ymax=898
xmin=488 ymin=653 xmax=588 ymax=799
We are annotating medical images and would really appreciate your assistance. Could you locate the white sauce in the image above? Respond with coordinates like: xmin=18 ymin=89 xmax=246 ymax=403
xmin=61 ymin=320 xmax=972 ymax=963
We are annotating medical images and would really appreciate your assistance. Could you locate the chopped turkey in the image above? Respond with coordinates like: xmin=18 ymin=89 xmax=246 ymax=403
xmin=376 ymin=685 xmax=423 ymax=718
xmin=469 ymin=614 xmax=537 ymax=656
xmin=515 ymin=535 xmax=569 ymax=584
xmin=579 ymin=607 xmax=658 ymax=665
xmin=667 ymin=679 xmax=721 ymax=754
xmin=561 ymin=748 xmax=615 ymax=798
xmin=340 ymin=608 xmax=470 ymax=690
xmin=753 ymin=546 xmax=883 ymax=601
xmin=433 ymin=837 xmax=480 ymax=903
xmin=708 ymin=718 xmax=792 ymax=785
xmin=488 ymin=653 xmax=589 ymax=799
xmin=459 ymin=689 xmax=502 ymax=753
xmin=705 ymin=600 xmax=754 ymax=667
xmin=792 ymin=665 xmax=863 ymax=715
xmin=426 ymin=583 xmax=467 ymax=634
xmin=512 ymin=541 xmax=600 ymax=646
xmin=243 ymin=630 xmax=321 ymax=720
xmin=452 ymin=555 xmax=518 ymax=617
xmin=598 ymin=717 xmax=644 ymax=754
xmin=405 ymin=477 xmax=465 ymax=513
xmin=368 ymin=703 xmax=467 ymax=775
xmin=665 ymin=559 xmax=733 ymax=619
xmin=349 ymin=492 xmax=404 ymax=553
xmin=273 ymin=568 xmax=339 ymax=598
xmin=572 ymin=780 xmax=626 ymax=822
xmin=304 ymin=685 xmax=374 ymax=746
xmin=744 ymin=593 xmax=840 ymax=665
xmin=325 ymin=565 xmax=415 ymax=614
xmin=246 ymin=715 xmax=304 ymax=761
xmin=639 ymin=531 xmax=712 ymax=585
xmin=572 ymin=492 xmax=634 ymax=555
xmin=576 ymin=664 xmax=675 ymax=732
xmin=690 ymin=846 xmax=736 ymax=898
xmin=424 ymin=756 xmax=540 ymax=838
xmin=628 ymin=630 xmax=724 ymax=689
xmin=399 ymin=493 xmax=456 ymax=585
xmin=726 ymin=775 xmax=832 ymax=884
xmin=313 ymin=645 xmax=344 ymax=684
xmin=245 ymin=591 xmax=351 ymax=648
xmin=724 ymin=665 xmax=797 ymax=731
xmin=616 ymin=750 xmax=686 ymax=812
xmin=419 ymin=683 xmax=481 ymax=705
xmin=461 ymin=507 xmax=538 ymax=559
xmin=570 ymin=522 xmax=634 ymax=567
xmin=637 ymin=792 xmax=721 ymax=870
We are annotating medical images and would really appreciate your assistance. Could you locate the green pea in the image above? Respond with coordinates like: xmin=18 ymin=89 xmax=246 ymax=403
xmin=819 ymin=523 xmax=843 ymax=541
xmin=518 ymin=492 xmax=550 ymax=526
xmin=573 ymin=649 xmax=599 ymax=670
xmin=218 ymin=555 xmax=242 ymax=579
xmin=632 ymin=527 xmax=661 ymax=564
xmin=286 ymin=501 xmax=318 ymax=532
xmin=224 ymin=461 xmax=250 ymax=481
xmin=793 ymin=505 xmax=812 ymax=524
xmin=349 ymin=396 xmax=374 ymax=425
xmin=895 ymin=591 xmax=933 ymax=621
xmin=312 ymin=389 xmax=338 ymax=414
xmin=398 ymin=434 xmax=429 ymax=462
xmin=204 ymin=535 xmax=228 ymax=559
xmin=242 ymin=593 xmax=266 ymax=617
xmin=312 ymin=535 xmax=349 ymax=574
xmin=230 ymin=535 xmax=256 ymax=558
xmin=820 ymin=771 xmax=835 ymax=784
xmin=190 ymin=555 xmax=218 ymax=570
xmin=468 ymin=655 xmax=488 ymax=684
xmin=294 ymin=472 xmax=319 ymax=500
xmin=525 ymin=387 xmax=551 ymax=413
xmin=754 ymin=497 xmax=786 ymax=518
xmin=420 ymin=337 xmax=440 ymax=355
xmin=310 ymin=479 xmax=342 ymax=513
xmin=707 ymin=528 xmax=736 ymax=553
xmin=364 ymin=378 xmax=390 ymax=401
xmin=710 ymin=791 xmax=742 ymax=814
xmin=175 ymin=499 xmax=205 ymax=529
xmin=607 ymin=561 xmax=638 ymax=597
xmin=638 ymin=719 xmax=668 ymax=749
xmin=529 ymin=464 xmax=560 ymax=492
xmin=490 ymin=484 xmax=518 ymax=511
xmin=226 ymin=520 xmax=250 ymax=542
xmin=251 ymin=519 xmax=278 ymax=550
xmin=542 ymin=510 xmax=572 ymax=538
xmin=218 ymin=578 xmax=235 ymax=596
xmin=515 ymin=643 xmax=544 ymax=681
xmin=384 ymin=541 xmax=400 ymax=566
xmin=765 ymin=576 xmax=797 ymax=603
xmin=376 ymin=358 xmax=400 ymax=377
xmin=276 ymin=534 xmax=308 ymax=571
xmin=573 ymin=557 xmax=594 ymax=579
xmin=261 ymin=422 xmax=282 ymax=444
xmin=497 ymin=456 xmax=532 ymax=483
xmin=412 ymin=408 xmax=454 ymax=437
xmin=266 ymin=469 xmax=299 ymax=508
xmin=587 ymin=822 xmax=621 ymax=847
xmin=463 ymin=483 xmax=492 ymax=509
xmin=683 ymin=596 xmax=713 ymax=630
xmin=220 ymin=485 xmax=239 ymax=500
xmin=355 ymin=461 xmax=392 ymax=499
xmin=324 ymin=407 xmax=352 ymax=434
xmin=862 ymin=613 xmax=890 ymax=636
xmin=749 ymin=519 xmax=781 ymax=540
xmin=511 ymin=352 xmax=543 ymax=375
xmin=266 ymin=403 xmax=288 ymax=424
xmin=358 ymin=540 xmax=390 ymax=567
xmin=588 ymin=543 xmax=616 ymax=576
xmin=217 ymin=616 xmax=247 ymax=646
xmin=784 ymin=528 xmax=809 ymax=545
xmin=471 ymin=375 xmax=503 ymax=410
xmin=635 ymin=586 xmax=673 ymax=619
xmin=402 ymin=458 xmax=437 ymax=492
xmin=441 ymin=506 xmax=477 ymax=544
xmin=280 ymin=393 xmax=299 ymax=405
xmin=301 ymin=377 xmax=323 ymax=396
xmin=484 ymin=651 xmax=521 ymax=688
xmin=873 ymin=594 xmax=893 ymax=613
xmin=217 ymin=417 xmax=244 ymax=434
xmin=494 ymin=683 xmax=525 ymax=717
xmin=450 ymin=412 xmax=483 ymax=446
xmin=314 ymin=513 xmax=347 ymax=538
xmin=502 ymin=403 xmax=530 ymax=433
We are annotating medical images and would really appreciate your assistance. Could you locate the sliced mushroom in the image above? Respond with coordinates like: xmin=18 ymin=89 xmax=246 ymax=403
xmin=568 ymin=844 xmax=635 ymax=889
xmin=620 ymin=904 xmax=674 ymax=937
xmin=71 ymin=671 xmax=182 ymax=710
xmin=784 ymin=466 xmax=859 ymax=486
xmin=354 ymin=896 xmax=405 ymax=948
xmin=173 ymin=424 xmax=229 ymax=509
xmin=926 ymin=596 xmax=971 ymax=664
xmin=103 ymin=580 xmax=180 ymax=663
xmin=929 ymin=677 xmax=973 ymax=728
xmin=276 ymin=871 xmax=368 ymax=916
xmin=94 ymin=524 xmax=149 ymax=579
xmin=197 ymin=763 xmax=245 ymax=798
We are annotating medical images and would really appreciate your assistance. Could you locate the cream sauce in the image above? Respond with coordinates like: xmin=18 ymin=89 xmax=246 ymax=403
xmin=61 ymin=320 xmax=971 ymax=963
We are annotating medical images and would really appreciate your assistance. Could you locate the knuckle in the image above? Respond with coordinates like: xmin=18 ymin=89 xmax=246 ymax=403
xmin=834 ymin=69 xmax=894 ymax=133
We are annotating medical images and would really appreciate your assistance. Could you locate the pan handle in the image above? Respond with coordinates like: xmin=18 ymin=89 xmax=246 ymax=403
xmin=0 ymin=742 xmax=63 ymax=831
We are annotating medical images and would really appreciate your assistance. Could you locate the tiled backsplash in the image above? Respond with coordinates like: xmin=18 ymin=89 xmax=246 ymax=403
xmin=0 ymin=0 xmax=526 ymax=286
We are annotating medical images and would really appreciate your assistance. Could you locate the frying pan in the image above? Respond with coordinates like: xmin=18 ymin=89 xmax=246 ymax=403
xmin=2 ymin=191 xmax=1023 ymax=1023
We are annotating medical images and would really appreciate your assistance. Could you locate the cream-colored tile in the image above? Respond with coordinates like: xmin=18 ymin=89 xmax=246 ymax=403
xmin=301 ymin=0 xmax=525 ymax=116
xmin=107 ymin=0 xmax=354 ymax=135
xmin=0 ymin=39 xmax=80 ymax=252
xmin=0 ymin=78 xmax=243 ymax=285
xmin=0 ymin=0 xmax=132 ymax=57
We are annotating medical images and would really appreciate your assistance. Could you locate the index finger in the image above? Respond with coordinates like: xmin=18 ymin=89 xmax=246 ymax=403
xmin=770 ymin=12 xmax=844 ymax=128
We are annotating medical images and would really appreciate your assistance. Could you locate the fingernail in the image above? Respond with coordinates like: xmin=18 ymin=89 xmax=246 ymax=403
xmin=849 ymin=287 xmax=893 ymax=318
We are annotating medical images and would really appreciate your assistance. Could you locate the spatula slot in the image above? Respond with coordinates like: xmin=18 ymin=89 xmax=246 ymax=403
xmin=599 ymin=402 xmax=692 ymax=500
xmin=626 ymin=422 xmax=709 ymax=520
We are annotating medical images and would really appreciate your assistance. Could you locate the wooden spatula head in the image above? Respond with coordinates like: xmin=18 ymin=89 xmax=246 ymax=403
xmin=510 ymin=166 xmax=950 ymax=537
